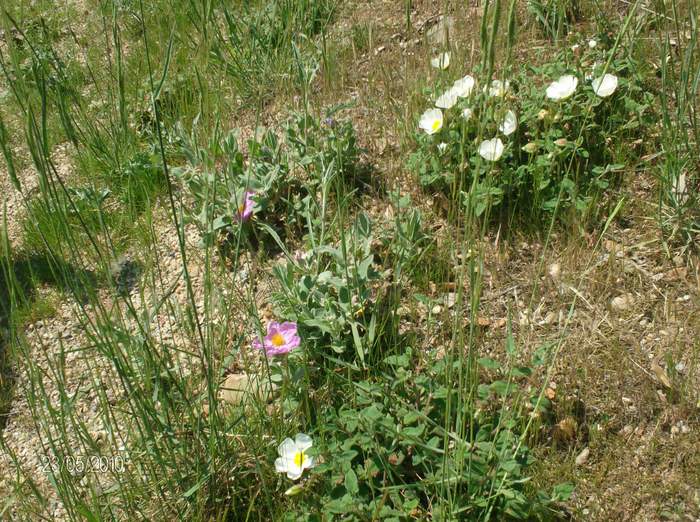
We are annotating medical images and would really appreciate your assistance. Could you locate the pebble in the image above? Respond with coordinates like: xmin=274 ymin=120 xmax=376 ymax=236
xmin=575 ymin=447 xmax=590 ymax=466
xmin=611 ymin=293 xmax=634 ymax=311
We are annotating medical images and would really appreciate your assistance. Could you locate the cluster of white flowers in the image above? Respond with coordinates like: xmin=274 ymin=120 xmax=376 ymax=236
xmin=418 ymin=55 xmax=620 ymax=163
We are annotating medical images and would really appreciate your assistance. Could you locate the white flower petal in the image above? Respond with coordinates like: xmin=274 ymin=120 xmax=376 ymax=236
xmin=486 ymin=79 xmax=510 ymax=97
xmin=591 ymin=73 xmax=618 ymax=97
xmin=546 ymin=75 xmax=578 ymax=100
xmin=462 ymin=108 xmax=473 ymax=120
xmin=278 ymin=438 xmax=296 ymax=458
xmin=430 ymin=52 xmax=450 ymax=69
xmin=294 ymin=433 xmax=313 ymax=451
xmin=303 ymin=455 xmax=315 ymax=470
xmin=287 ymin=467 xmax=303 ymax=481
xmin=588 ymin=39 xmax=597 ymax=48
xmin=478 ymin=138 xmax=504 ymax=161
xmin=435 ymin=89 xmax=458 ymax=109
xmin=419 ymin=108 xmax=444 ymax=135
xmin=452 ymin=75 xmax=475 ymax=97
xmin=275 ymin=457 xmax=288 ymax=473
xmin=498 ymin=110 xmax=517 ymax=136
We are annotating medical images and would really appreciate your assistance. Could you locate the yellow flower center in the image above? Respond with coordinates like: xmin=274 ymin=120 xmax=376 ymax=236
xmin=431 ymin=119 xmax=441 ymax=132
xmin=270 ymin=333 xmax=285 ymax=347
xmin=293 ymin=451 xmax=305 ymax=468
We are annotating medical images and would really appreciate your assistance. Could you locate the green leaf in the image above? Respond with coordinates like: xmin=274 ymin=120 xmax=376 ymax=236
xmin=478 ymin=357 xmax=501 ymax=369
xmin=344 ymin=468 xmax=359 ymax=495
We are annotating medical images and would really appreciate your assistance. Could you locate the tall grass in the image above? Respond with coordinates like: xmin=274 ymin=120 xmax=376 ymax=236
xmin=656 ymin=0 xmax=699 ymax=250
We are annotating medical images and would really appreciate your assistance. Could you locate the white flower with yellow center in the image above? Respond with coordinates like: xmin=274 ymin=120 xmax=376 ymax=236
xmin=498 ymin=110 xmax=517 ymax=136
xmin=419 ymin=108 xmax=444 ymax=135
xmin=591 ymin=73 xmax=618 ymax=97
xmin=478 ymin=138 xmax=504 ymax=161
xmin=275 ymin=434 xmax=315 ymax=480
xmin=430 ymin=52 xmax=450 ymax=70
xmin=546 ymin=75 xmax=578 ymax=100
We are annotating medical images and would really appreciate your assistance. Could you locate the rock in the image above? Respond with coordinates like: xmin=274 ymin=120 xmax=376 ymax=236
xmin=548 ymin=263 xmax=561 ymax=280
xmin=219 ymin=373 xmax=276 ymax=406
xmin=611 ymin=294 xmax=634 ymax=311
xmin=575 ymin=447 xmax=590 ymax=466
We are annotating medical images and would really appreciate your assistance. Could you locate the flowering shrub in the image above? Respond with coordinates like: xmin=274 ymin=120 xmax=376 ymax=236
xmin=174 ymin=107 xmax=360 ymax=248
xmin=408 ymin=42 xmax=655 ymax=223
xmin=271 ymin=213 xmax=384 ymax=365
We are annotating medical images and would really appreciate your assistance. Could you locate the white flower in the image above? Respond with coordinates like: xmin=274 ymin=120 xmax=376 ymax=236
xmin=437 ymin=142 xmax=447 ymax=153
xmin=571 ymin=44 xmax=580 ymax=52
xmin=419 ymin=108 xmax=444 ymax=135
xmin=435 ymin=89 xmax=458 ymax=109
xmin=546 ymin=75 xmax=578 ymax=100
xmin=478 ymin=138 xmax=504 ymax=161
xmin=430 ymin=52 xmax=450 ymax=69
xmin=588 ymin=39 xmax=597 ymax=49
xmin=275 ymin=434 xmax=315 ymax=480
xmin=498 ymin=110 xmax=517 ymax=136
xmin=452 ymin=75 xmax=476 ymax=97
xmin=486 ymin=79 xmax=510 ymax=97
xmin=462 ymin=108 xmax=473 ymax=120
xmin=591 ymin=73 xmax=618 ymax=97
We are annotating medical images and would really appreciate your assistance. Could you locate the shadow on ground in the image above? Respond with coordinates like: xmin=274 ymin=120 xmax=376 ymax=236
xmin=0 ymin=253 xmax=98 ymax=432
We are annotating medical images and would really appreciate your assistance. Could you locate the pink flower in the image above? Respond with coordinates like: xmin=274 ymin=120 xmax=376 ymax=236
xmin=235 ymin=191 xmax=255 ymax=222
xmin=252 ymin=321 xmax=300 ymax=356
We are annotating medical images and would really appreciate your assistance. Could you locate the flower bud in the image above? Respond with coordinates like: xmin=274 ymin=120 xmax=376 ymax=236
xmin=521 ymin=142 xmax=539 ymax=154
xmin=537 ymin=109 xmax=549 ymax=120
xmin=285 ymin=485 xmax=304 ymax=496
xmin=554 ymin=138 xmax=568 ymax=147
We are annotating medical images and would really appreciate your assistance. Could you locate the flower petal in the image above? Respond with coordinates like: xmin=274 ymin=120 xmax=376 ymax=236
xmin=295 ymin=433 xmax=313 ymax=451
xmin=287 ymin=467 xmax=303 ymax=481
xmin=275 ymin=457 xmax=289 ymax=473
xmin=478 ymin=138 xmax=504 ymax=161
xmin=302 ymin=455 xmax=315 ymax=470
xmin=278 ymin=438 xmax=297 ymax=458
xmin=592 ymin=73 xmax=618 ymax=97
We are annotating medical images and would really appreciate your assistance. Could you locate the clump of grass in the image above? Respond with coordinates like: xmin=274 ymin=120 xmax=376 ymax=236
xmin=655 ymin=0 xmax=700 ymax=250
xmin=211 ymin=0 xmax=336 ymax=103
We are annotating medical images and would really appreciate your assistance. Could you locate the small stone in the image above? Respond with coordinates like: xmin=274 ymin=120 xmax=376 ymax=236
xmin=431 ymin=304 xmax=442 ymax=315
xmin=548 ymin=263 xmax=561 ymax=280
xmin=611 ymin=294 xmax=634 ymax=311
xmin=575 ymin=447 xmax=590 ymax=466
xmin=219 ymin=373 xmax=276 ymax=406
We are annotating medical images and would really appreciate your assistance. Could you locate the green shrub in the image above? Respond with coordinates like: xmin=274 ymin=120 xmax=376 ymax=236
xmin=279 ymin=347 xmax=572 ymax=521
xmin=175 ymin=108 xmax=360 ymax=249
xmin=408 ymin=43 xmax=654 ymax=225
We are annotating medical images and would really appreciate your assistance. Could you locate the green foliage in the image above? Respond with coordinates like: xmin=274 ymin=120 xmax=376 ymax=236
xmin=280 ymin=348 xmax=571 ymax=520
xmin=655 ymin=0 xmax=700 ymax=249
xmin=527 ymin=0 xmax=580 ymax=41
xmin=408 ymin=43 xmax=655 ymax=225
xmin=175 ymin=108 xmax=360 ymax=248
xmin=212 ymin=0 xmax=335 ymax=101
xmin=272 ymin=212 xmax=383 ymax=366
